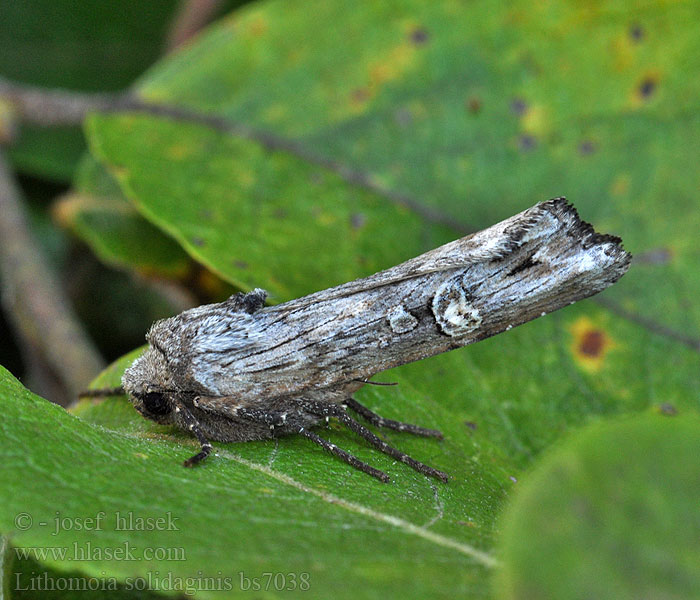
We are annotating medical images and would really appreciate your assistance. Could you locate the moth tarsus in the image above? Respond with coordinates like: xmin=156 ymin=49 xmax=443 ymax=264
xmin=102 ymin=198 xmax=629 ymax=483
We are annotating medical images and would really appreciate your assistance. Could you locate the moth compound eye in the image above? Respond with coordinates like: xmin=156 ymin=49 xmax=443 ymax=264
xmin=141 ymin=392 xmax=171 ymax=416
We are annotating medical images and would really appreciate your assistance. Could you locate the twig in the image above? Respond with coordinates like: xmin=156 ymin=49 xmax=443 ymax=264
xmin=0 ymin=150 xmax=105 ymax=401
xmin=594 ymin=297 xmax=700 ymax=353
xmin=0 ymin=76 xmax=474 ymax=233
xmin=165 ymin=0 xmax=224 ymax=52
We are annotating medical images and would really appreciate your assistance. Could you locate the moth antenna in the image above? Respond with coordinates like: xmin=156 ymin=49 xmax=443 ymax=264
xmin=78 ymin=386 xmax=125 ymax=399
xmin=352 ymin=378 xmax=398 ymax=386
xmin=298 ymin=429 xmax=391 ymax=483
xmin=345 ymin=398 xmax=443 ymax=438
xmin=172 ymin=398 xmax=213 ymax=467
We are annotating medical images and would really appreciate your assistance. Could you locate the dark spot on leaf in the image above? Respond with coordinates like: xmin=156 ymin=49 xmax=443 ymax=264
xmin=658 ymin=402 xmax=678 ymax=416
xmin=192 ymin=237 xmax=205 ymax=247
xmin=199 ymin=209 xmax=213 ymax=220
xmin=351 ymin=87 xmax=370 ymax=103
xmin=629 ymin=24 xmax=644 ymax=42
xmin=464 ymin=421 xmax=478 ymax=431
xmin=233 ymin=260 xmax=249 ymax=270
xmin=273 ymin=208 xmax=288 ymax=219
xmin=466 ymin=97 xmax=482 ymax=114
xmin=578 ymin=140 xmax=597 ymax=155
xmin=394 ymin=107 xmax=413 ymax=126
xmin=633 ymin=247 xmax=673 ymax=265
xmin=350 ymin=213 xmax=366 ymax=230
xmin=638 ymin=76 xmax=656 ymax=99
xmin=518 ymin=134 xmax=537 ymax=151
xmin=579 ymin=329 xmax=606 ymax=357
xmin=658 ymin=403 xmax=678 ymax=416
xmin=510 ymin=98 xmax=528 ymax=116
xmin=409 ymin=27 xmax=429 ymax=45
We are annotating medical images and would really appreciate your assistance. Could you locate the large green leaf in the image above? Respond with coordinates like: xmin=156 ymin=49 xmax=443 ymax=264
xmin=495 ymin=413 xmax=700 ymax=600
xmin=82 ymin=0 xmax=700 ymax=330
xmin=4 ymin=296 xmax=700 ymax=598
xmin=2 ymin=362 xmax=501 ymax=599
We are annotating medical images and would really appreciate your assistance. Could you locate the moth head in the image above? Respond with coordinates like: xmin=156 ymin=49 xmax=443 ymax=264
xmin=121 ymin=347 xmax=176 ymax=424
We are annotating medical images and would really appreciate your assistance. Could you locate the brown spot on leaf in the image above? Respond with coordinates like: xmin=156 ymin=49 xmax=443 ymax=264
xmin=638 ymin=76 xmax=657 ymax=99
xmin=467 ymin=97 xmax=482 ymax=114
xmin=578 ymin=140 xmax=597 ymax=156
xmin=350 ymin=213 xmax=367 ymax=230
xmin=658 ymin=402 xmax=678 ymax=416
xmin=351 ymin=87 xmax=370 ymax=104
xmin=409 ymin=27 xmax=429 ymax=45
xmin=629 ymin=24 xmax=644 ymax=42
xmin=579 ymin=330 xmax=605 ymax=357
xmin=570 ymin=317 xmax=614 ymax=372
xmin=518 ymin=134 xmax=537 ymax=151
xmin=464 ymin=421 xmax=478 ymax=431
xmin=510 ymin=98 xmax=528 ymax=116
xmin=394 ymin=107 xmax=413 ymax=126
xmin=191 ymin=237 xmax=205 ymax=247
xmin=233 ymin=260 xmax=249 ymax=270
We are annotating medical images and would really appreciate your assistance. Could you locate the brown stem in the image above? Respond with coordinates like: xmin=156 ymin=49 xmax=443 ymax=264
xmin=165 ymin=0 xmax=224 ymax=52
xmin=0 ymin=150 xmax=105 ymax=402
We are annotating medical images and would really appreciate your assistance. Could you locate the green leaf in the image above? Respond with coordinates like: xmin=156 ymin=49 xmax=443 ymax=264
xmin=56 ymin=157 xmax=192 ymax=278
xmin=494 ymin=413 xmax=700 ymax=600
xmin=83 ymin=0 xmax=700 ymax=326
xmin=2 ymin=361 xmax=505 ymax=599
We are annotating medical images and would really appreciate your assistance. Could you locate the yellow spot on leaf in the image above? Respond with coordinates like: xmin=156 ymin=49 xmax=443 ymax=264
xmin=570 ymin=316 xmax=614 ymax=373
xmin=248 ymin=15 xmax=268 ymax=37
xmin=261 ymin=103 xmax=288 ymax=124
xmin=345 ymin=38 xmax=421 ymax=116
xmin=166 ymin=143 xmax=194 ymax=161
xmin=521 ymin=104 xmax=548 ymax=136
xmin=134 ymin=453 xmax=148 ymax=460
xmin=610 ymin=173 xmax=630 ymax=197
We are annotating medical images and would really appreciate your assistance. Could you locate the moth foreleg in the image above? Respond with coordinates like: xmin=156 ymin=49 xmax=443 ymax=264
xmin=172 ymin=398 xmax=213 ymax=467
xmin=298 ymin=429 xmax=391 ymax=483
xmin=294 ymin=399 xmax=449 ymax=483
xmin=345 ymin=398 xmax=443 ymax=439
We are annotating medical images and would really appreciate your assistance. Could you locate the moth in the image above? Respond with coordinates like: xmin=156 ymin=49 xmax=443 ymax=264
xmin=93 ymin=198 xmax=630 ymax=483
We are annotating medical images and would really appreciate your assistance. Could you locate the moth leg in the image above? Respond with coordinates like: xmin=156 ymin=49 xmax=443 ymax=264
xmin=172 ymin=398 xmax=213 ymax=467
xmin=345 ymin=398 xmax=443 ymax=439
xmin=298 ymin=429 xmax=391 ymax=483
xmin=234 ymin=406 xmax=392 ymax=482
xmin=296 ymin=399 xmax=449 ymax=483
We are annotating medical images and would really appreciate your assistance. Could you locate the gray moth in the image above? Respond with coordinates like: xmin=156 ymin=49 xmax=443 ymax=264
xmin=115 ymin=197 xmax=630 ymax=483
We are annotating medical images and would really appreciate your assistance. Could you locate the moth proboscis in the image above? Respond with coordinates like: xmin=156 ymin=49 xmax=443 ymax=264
xmin=83 ymin=198 xmax=630 ymax=483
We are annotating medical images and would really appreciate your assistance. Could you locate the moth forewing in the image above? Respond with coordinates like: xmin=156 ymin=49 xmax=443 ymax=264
xmin=120 ymin=197 xmax=630 ymax=482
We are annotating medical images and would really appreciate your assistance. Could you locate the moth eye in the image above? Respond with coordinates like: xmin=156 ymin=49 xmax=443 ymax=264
xmin=141 ymin=392 xmax=171 ymax=416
